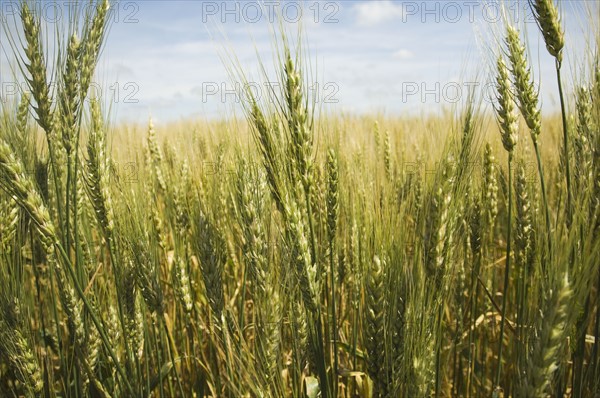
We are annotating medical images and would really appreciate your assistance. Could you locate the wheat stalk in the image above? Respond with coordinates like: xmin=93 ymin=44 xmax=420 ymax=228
xmin=531 ymin=0 xmax=573 ymax=232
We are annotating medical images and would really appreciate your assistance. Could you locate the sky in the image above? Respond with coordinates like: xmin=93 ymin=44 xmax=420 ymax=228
xmin=0 ymin=1 xmax=597 ymax=124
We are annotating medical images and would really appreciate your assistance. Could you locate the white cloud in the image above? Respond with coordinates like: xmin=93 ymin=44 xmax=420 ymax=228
xmin=354 ymin=1 xmax=404 ymax=27
xmin=109 ymin=63 xmax=135 ymax=78
xmin=168 ymin=40 xmax=215 ymax=57
xmin=392 ymin=49 xmax=414 ymax=60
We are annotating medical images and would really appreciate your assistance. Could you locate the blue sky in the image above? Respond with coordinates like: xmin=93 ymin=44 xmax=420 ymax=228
xmin=1 ymin=1 xmax=597 ymax=123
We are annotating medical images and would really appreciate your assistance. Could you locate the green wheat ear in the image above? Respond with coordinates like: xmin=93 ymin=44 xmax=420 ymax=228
xmin=20 ymin=1 xmax=53 ymax=135
xmin=80 ymin=0 xmax=110 ymax=99
xmin=0 ymin=139 xmax=57 ymax=246
xmin=531 ymin=0 xmax=564 ymax=63
xmin=85 ymin=99 xmax=114 ymax=240
xmin=522 ymin=273 xmax=572 ymax=397
xmin=495 ymin=57 xmax=518 ymax=153
xmin=326 ymin=149 xmax=339 ymax=242
xmin=506 ymin=25 xmax=541 ymax=142
xmin=59 ymin=33 xmax=81 ymax=155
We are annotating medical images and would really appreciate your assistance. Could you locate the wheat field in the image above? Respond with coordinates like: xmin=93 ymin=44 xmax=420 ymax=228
xmin=0 ymin=1 xmax=599 ymax=397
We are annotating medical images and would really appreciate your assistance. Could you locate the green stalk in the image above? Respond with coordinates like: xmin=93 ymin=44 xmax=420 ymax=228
xmin=533 ymin=143 xmax=552 ymax=262
xmin=467 ymin=249 xmax=482 ymax=397
xmin=329 ymin=238 xmax=339 ymax=398
xmin=162 ymin=315 xmax=185 ymax=397
xmin=144 ymin=321 xmax=151 ymax=397
xmin=592 ymin=267 xmax=600 ymax=385
xmin=71 ymin=122 xmax=85 ymax=282
xmin=556 ymin=62 xmax=572 ymax=228
xmin=48 ymin=145 xmax=65 ymax=237
xmin=351 ymin=289 xmax=359 ymax=398
xmin=291 ymin=302 xmax=304 ymax=397
xmin=154 ymin=317 xmax=166 ymax=398
xmin=452 ymin=315 xmax=460 ymax=397
xmin=435 ymin=303 xmax=443 ymax=398
xmin=311 ymin=309 xmax=331 ymax=398
xmin=496 ymin=152 xmax=513 ymax=389
xmin=556 ymin=58 xmax=587 ymax=397
xmin=238 ymin=260 xmax=247 ymax=337
xmin=305 ymin=186 xmax=318 ymax=276
xmin=303 ymin=185 xmax=330 ymax=397
xmin=573 ymin=295 xmax=591 ymax=397
xmin=516 ymin=254 xmax=529 ymax=381
xmin=65 ymin=156 xmax=72 ymax=259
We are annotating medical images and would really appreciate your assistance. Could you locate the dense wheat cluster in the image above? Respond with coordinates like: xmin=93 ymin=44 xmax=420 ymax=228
xmin=1 ymin=1 xmax=599 ymax=397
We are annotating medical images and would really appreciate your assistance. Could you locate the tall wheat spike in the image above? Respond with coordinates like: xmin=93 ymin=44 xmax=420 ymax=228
xmin=494 ymin=54 xmax=518 ymax=388
xmin=505 ymin=23 xmax=552 ymax=260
